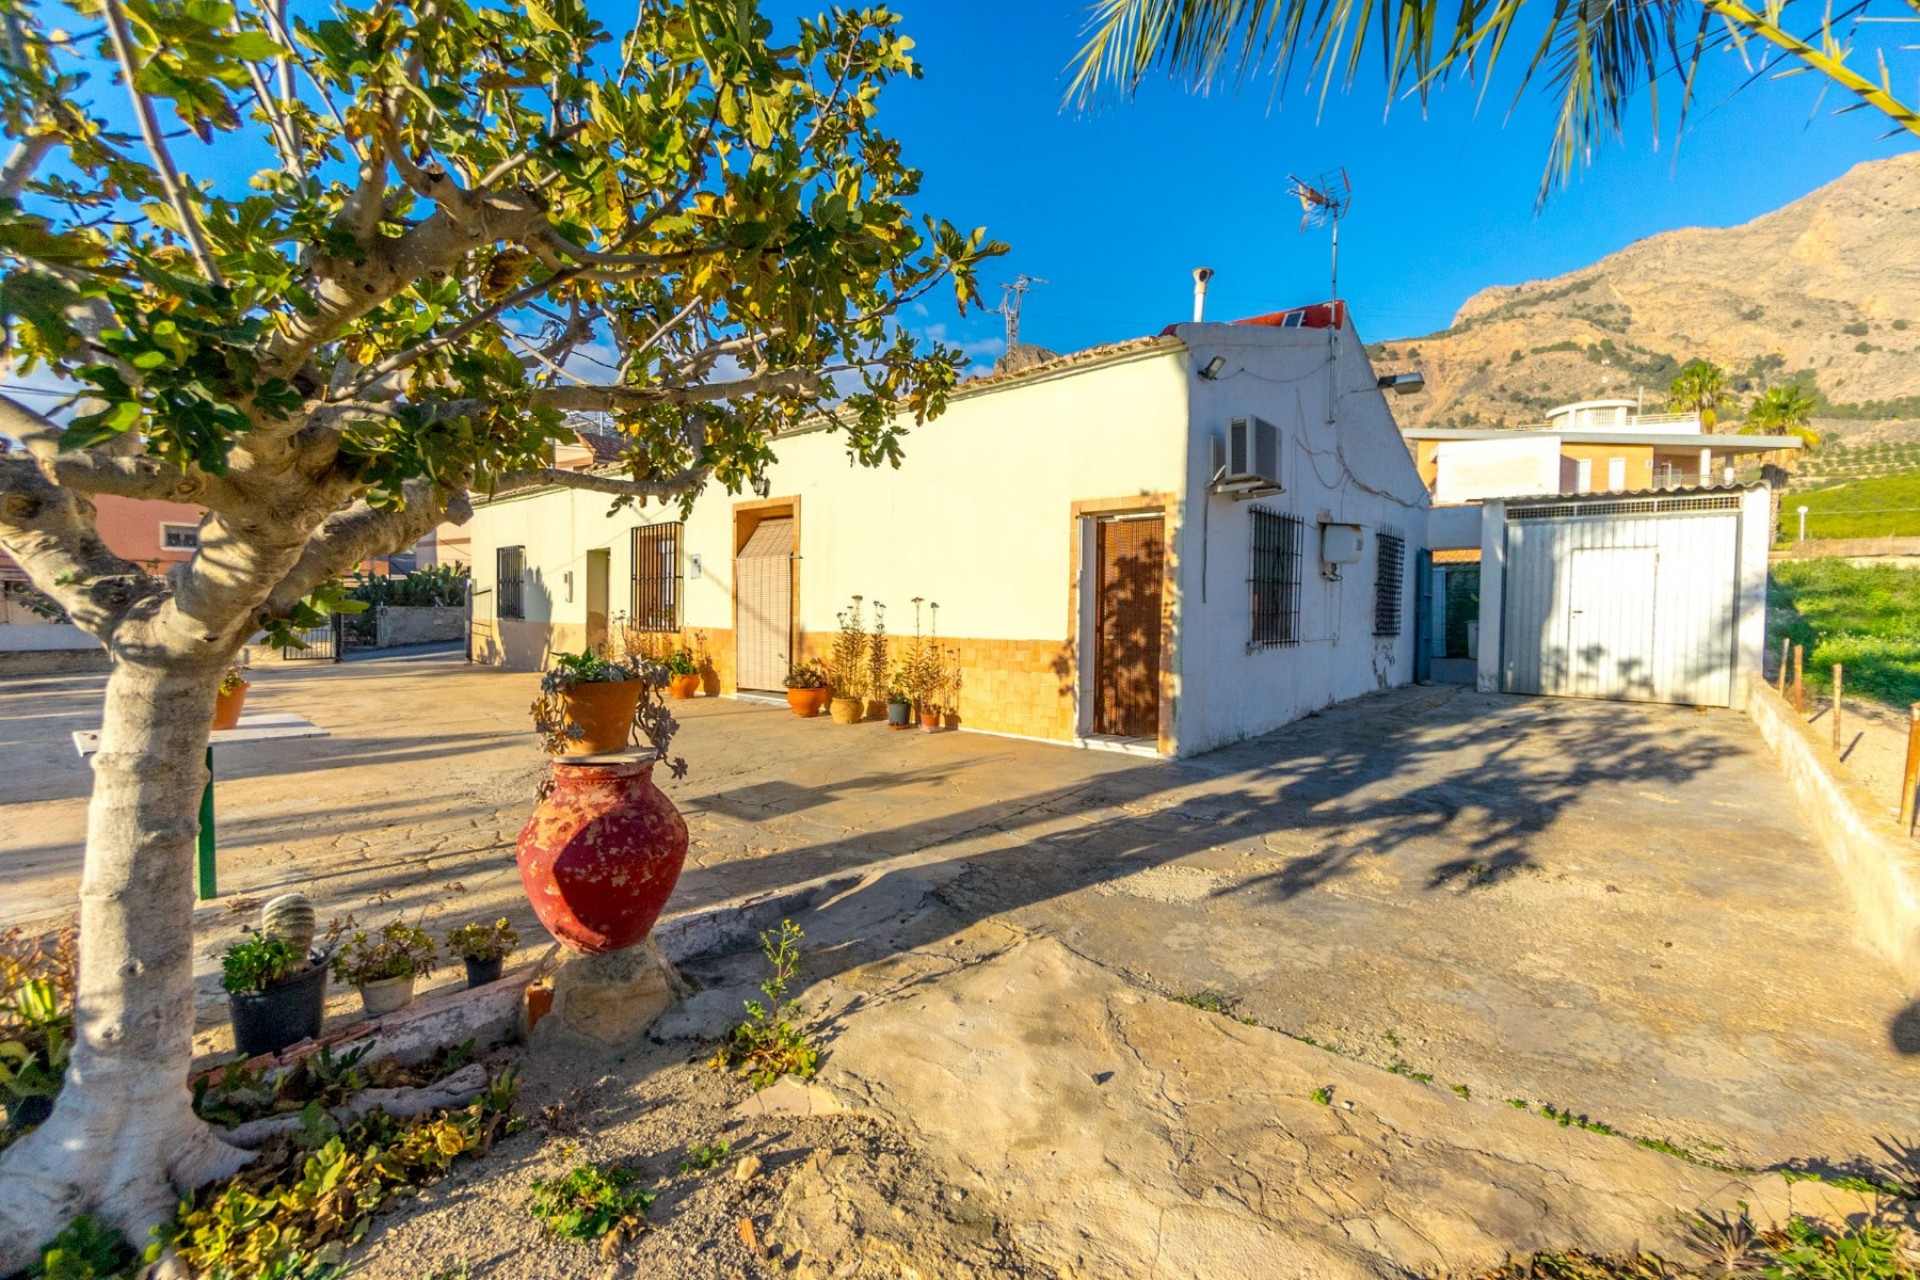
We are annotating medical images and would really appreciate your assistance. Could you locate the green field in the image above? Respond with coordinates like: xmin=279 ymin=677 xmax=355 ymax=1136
xmin=1790 ymin=470 xmax=1920 ymax=540
xmin=1767 ymin=559 xmax=1920 ymax=707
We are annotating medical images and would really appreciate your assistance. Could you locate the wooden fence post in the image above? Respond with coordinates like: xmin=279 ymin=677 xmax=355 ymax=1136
xmin=1832 ymin=665 xmax=1843 ymax=752
xmin=1778 ymin=637 xmax=1791 ymax=695
xmin=1792 ymin=645 xmax=1804 ymax=714
xmin=1902 ymin=704 xmax=1920 ymax=835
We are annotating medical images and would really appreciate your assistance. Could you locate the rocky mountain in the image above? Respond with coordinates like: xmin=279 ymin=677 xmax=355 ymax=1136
xmin=1371 ymin=150 xmax=1920 ymax=439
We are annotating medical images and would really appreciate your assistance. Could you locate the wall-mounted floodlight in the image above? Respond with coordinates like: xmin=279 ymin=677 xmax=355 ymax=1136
xmin=1199 ymin=356 xmax=1226 ymax=381
xmin=1376 ymin=371 xmax=1425 ymax=395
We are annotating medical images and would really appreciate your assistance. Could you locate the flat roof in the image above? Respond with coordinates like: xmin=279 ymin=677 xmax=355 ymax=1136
xmin=1402 ymin=427 xmax=1803 ymax=450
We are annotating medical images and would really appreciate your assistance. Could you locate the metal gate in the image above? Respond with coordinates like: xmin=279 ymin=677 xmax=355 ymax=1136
xmin=734 ymin=516 xmax=794 ymax=692
xmin=282 ymin=612 xmax=345 ymax=662
xmin=1093 ymin=513 xmax=1164 ymax=738
xmin=1501 ymin=494 xmax=1741 ymax=706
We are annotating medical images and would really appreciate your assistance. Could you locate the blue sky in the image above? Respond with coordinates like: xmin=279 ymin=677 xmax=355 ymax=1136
xmin=834 ymin=2 xmax=1917 ymax=363
xmin=9 ymin=0 xmax=1915 ymax=394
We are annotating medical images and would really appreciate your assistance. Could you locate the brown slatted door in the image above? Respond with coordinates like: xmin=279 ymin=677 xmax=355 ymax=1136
xmin=734 ymin=517 xmax=794 ymax=692
xmin=1094 ymin=515 xmax=1164 ymax=738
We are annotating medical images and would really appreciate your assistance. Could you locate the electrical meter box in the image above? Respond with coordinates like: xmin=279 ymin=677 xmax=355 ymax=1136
xmin=1320 ymin=523 xmax=1364 ymax=565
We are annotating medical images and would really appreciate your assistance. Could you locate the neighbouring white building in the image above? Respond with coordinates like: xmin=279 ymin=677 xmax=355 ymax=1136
xmin=464 ymin=303 xmax=1434 ymax=757
xmin=1403 ymin=398 xmax=1804 ymax=504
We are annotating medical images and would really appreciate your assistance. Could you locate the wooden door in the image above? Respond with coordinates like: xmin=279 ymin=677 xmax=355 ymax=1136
xmin=734 ymin=516 xmax=794 ymax=691
xmin=584 ymin=548 xmax=610 ymax=652
xmin=1093 ymin=514 xmax=1164 ymax=739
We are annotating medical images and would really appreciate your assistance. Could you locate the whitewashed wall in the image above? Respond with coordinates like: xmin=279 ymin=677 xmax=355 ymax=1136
xmin=468 ymin=343 xmax=1192 ymax=657
xmin=1166 ymin=321 xmax=1432 ymax=756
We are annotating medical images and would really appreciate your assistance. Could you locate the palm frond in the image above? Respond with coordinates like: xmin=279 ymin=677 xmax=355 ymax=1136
xmin=1065 ymin=0 xmax=1920 ymax=206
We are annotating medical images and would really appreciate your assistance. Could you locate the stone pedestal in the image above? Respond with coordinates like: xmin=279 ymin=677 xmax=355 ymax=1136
xmin=532 ymin=935 xmax=690 ymax=1052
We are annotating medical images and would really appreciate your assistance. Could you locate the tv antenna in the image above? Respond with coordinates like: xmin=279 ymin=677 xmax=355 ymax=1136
xmin=1287 ymin=169 xmax=1352 ymax=302
xmin=997 ymin=274 xmax=1047 ymax=349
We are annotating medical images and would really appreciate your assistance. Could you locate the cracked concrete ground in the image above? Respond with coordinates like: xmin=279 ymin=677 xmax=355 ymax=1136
xmin=4 ymin=654 xmax=1918 ymax=1273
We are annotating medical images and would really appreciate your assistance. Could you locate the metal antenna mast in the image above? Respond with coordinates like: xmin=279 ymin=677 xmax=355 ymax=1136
xmin=1286 ymin=169 xmax=1352 ymax=303
xmin=997 ymin=274 xmax=1047 ymax=349
xmin=1287 ymin=169 xmax=1353 ymax=424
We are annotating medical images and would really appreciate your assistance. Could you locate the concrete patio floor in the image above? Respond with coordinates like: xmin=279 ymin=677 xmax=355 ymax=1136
xmin=1 ymin=655 xmax=1915 ymax=1184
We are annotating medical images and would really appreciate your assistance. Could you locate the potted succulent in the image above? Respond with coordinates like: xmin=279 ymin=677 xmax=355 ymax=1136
xmin=664 ymin=648 xmax=702 ymax=700
xmin=331 ymin=919 xmax=436 ymax=1018
xmin=532 ymin=650 xmax=659 ymax=755
xmin=222 ymin=934 xmax=326 ymax=1058
xmin=782 ymin=659 xmax=832 ymax=717
xmin=212 ymin=665 xmax=251 ymax=731
xmin=446 ymin=918 xmax=519 ymax=988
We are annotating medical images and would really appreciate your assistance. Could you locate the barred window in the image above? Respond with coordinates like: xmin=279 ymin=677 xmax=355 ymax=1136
xmin=497 ymin=546 xmax=525 ymax=619
xmin=630 ymin=522 xmax=683 ymax=631
xmin=1249 ymin=508 xmax=1303 ymax=649
xmin=1374 ymin=533 xmax=1405 ymax=637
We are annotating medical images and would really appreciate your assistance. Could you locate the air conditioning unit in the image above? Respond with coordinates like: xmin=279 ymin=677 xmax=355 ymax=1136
xmin=1222 ymin=415 xmax=1281 ymax=489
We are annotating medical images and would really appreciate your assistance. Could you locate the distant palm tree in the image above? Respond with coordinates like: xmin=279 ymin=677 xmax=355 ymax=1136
xmin=1667 ymin=361 xmax=1736 ymax=430
xmin=1068 ymin=0 xmax=1920 ymax=205
xmin=1742 ymin=384 xmax=1820 ymax=446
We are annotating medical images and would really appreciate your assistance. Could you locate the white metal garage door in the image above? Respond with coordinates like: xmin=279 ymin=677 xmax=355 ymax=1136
xmin=1501 ymin=494 xmax=1742 ymax=707
xmin=734 ymin=516 xmax=793 ymax=692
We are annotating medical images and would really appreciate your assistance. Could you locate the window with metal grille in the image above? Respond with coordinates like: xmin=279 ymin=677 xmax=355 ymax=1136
xmin=160 ymin=522 xmax=199 ymax=550
xmin=1249 ymin=507 xmax=1302 ymax=649
xmin=630 ymin=522 xmax=683 ymax=631
xmin=1374 ymin=533 xmax=1405 ymax=637
xmin=496 ymin=546 xmax=525 ymax=619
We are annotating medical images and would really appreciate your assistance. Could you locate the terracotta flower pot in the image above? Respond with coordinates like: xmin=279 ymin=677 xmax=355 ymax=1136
xmin=829 ymin=695 xmax=864 ymax=725
xmin=920 ymin=710 xmax=943 ymax=732
xmin=358 ymin=974 xmax=415 ymax=1018
xmin=667 ymin=672 xmax=701 ymax=700
xmin=557 ymin=679 xmax=644 ymax=755
xmin=786 ymin=687 xmax=830 ymax=717
xmin=212 ymin=682 xmax=249 ymax=731
xmin=516 ymin=755 xmax=689 ymax=954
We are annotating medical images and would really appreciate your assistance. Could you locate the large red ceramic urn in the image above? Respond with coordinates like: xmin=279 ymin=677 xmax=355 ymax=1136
xmin=515 ymin=753 xmax=689 ymax=954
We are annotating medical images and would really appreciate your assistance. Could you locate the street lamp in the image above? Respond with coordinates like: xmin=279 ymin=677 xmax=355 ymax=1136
xmin=1797 ymin=505 xmax=1809 ymax=542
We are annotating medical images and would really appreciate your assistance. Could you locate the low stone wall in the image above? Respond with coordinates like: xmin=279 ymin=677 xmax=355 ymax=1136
xmin=377 ymin=605 xmax=466 ymax=647
xmin=1772 ymin=535 xmax=1920 ymax=561
xmin=1742 ymin=675 xmax=1920 ymax=984
xmin=0 ymin=646 xmax=110 ymax=676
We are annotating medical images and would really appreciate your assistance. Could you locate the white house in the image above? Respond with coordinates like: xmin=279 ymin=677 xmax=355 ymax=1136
xmin=464 ymin=303 xmax=1433 ymax=758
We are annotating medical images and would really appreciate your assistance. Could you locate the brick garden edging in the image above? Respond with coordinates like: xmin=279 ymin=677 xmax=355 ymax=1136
xmin=1742 ymin=675 xmax=1920 ymax=985
xmin=192 ymin=871 xmax=864 ymax=1085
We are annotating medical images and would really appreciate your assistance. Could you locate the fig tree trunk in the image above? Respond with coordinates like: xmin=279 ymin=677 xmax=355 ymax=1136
xmin=0 ymin=659 xmax=252 ymax=1270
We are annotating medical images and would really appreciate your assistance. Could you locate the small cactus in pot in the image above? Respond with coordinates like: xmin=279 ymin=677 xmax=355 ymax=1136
xmin=259 ymin=893 xmax=316 ymax=955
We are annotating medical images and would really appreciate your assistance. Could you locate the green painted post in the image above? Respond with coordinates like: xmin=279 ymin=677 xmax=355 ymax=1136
xmin=197 ymin=745 xmax=217 ymax=900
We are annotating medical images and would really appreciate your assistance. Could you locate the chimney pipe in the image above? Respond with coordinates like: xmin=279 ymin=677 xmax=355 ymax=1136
xmin=1192 ymin=267 xmax=1214 ymax=323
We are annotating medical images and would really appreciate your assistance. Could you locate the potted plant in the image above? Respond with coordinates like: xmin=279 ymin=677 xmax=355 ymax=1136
xmin=212 ymin=665 xmax=250 ymax=731
xmin=782 ymin=659 xmax=832 ymax=717
xmin=446 ymin=918 xmax=519 ymax=988
xmin=331 ymin=919 xmax=436 ymax=1018
xmin=664 ymin=648 xmax=702 ymax=700
xmin=826 ymin=597 xmax=870 ymax=724
xmin=886 ymin=688 xmax=913 ymax=729
xmin=532 ymin=650 xmax=658 ymax=755
xmin=221 ymin=934 xmax=326 ymax=1057
xmin=899 ymin=600 xmax=957 ymax=731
